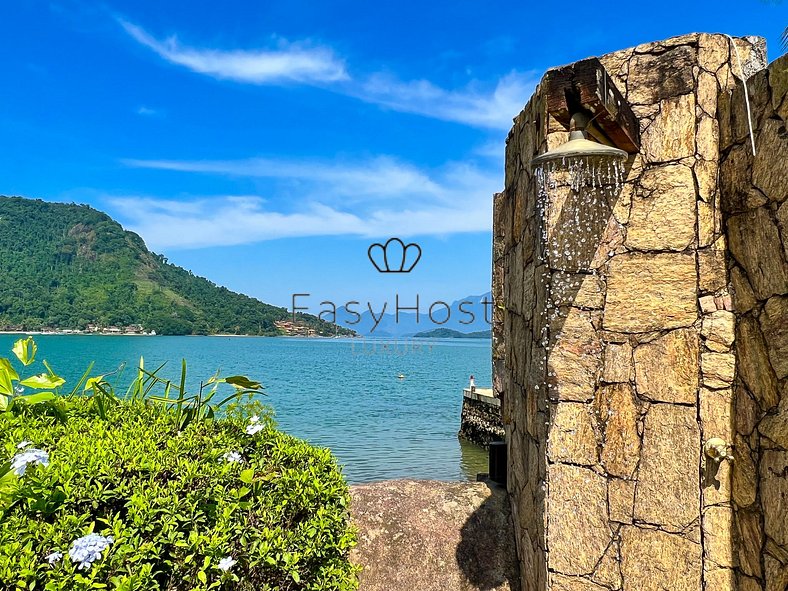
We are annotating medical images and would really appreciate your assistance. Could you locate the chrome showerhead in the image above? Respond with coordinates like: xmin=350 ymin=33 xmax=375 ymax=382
xmin=531 ymin=113 xmax=628 ymax=167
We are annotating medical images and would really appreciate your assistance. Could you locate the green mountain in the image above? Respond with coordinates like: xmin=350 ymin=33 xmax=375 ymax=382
xmin=0 ymin=196 xmax=354 ymax=336
xmin=412 ymin=328 xmax=492 ymax=338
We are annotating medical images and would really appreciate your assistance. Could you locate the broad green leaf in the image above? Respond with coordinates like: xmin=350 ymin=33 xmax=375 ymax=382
xmin=197 ymin=571 xmax=207 ymax=584
xmin=239 ymin=469 xmax=255 ymax=484
xmin=0 ymin=358 xmax=19 ymax=382
xmin=224 ymin=375 xmax=263 ymax=390
xmin=12 ymin=337 xmax=36 ymax=366
xmin=18 ymin=392 xmax=56 ymax=404
xmin=0 ymin=373 xmax=12 ymax=397
xmin=0 ymin=359 xmax=18 ymax=395
xmin=0 ymin=394 xmax=7 ymax=411
xmin=0 ymin=462 xmax=13 ymax=480
xmin=84 ymin=376 xmax=106 ymax=392
xmin=19 ymin=373 xmax=66 ymax=390
xmin=0 ymin=462 xmax=18 ymax=505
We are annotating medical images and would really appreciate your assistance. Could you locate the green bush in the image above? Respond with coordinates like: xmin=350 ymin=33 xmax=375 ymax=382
xmin=0 ymin=341 xmax=358 ymax=590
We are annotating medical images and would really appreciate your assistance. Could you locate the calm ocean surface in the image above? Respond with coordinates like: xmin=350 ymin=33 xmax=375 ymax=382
xmin=0 ymin=335 xmax=491 ymax=483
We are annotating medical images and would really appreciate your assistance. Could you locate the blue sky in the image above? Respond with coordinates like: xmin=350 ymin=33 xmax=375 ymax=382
xmin=1 ymin=0 xmax=785 ymax=311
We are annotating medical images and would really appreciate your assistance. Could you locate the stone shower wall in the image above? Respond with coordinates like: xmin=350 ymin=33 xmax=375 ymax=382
xmin=493 ymin=33 xmax=767 ymax=591
xmin=719 ymin=53 xmax=788 ymax=591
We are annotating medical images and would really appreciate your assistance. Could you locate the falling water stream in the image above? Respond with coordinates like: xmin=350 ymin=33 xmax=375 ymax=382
xmin=535 ymin=156 xmax=625 ymax=195
xmin=532 ymin=155 xmax=626 ymax=405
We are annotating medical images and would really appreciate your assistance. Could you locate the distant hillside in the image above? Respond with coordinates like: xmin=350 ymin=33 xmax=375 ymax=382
xmin=337 ymin=292 xmax=493 ymax=337
xmin=412 ymin=328 xmax=492 ymax=339
xmin=0 ymin=196 xmax=354 ymax=336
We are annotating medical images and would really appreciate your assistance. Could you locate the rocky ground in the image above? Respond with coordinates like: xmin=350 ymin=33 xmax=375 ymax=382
xmin=350 ymin=479 xmax=519 ymax=591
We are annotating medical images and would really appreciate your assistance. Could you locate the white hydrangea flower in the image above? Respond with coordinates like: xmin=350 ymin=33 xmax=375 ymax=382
xmin=249 ymin=415 xmax=260 ymax=424
xmin=217 ymin=556 xmax=236 ymax=572
xmin=68 ymin=533 xmax=114 ymax=570
xmin=10 ymin=448 xmax=49 ymax=476
xmin=16 ymin=440 xmax=32 ymax=449
xmin=222 ymin=451 xmax=243 ymax=463
xmin=245 ymin=423 xmax=264 ymax=435
xmin=45 ymin=551 xmax=62 ymax=565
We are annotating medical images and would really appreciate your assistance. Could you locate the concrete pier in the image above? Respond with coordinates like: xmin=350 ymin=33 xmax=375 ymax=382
xmin=459 ymin=387 xmax=504 ymax=447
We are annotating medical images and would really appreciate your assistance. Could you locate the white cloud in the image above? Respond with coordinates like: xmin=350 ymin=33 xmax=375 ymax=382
xmin=119 ymin=19 xmax=535 ymax=130
xmin=136 ymin=106 xmax=160 ymax=116
xmin=119 ymin=19 xmax=348 ymax=85
xmin=354 ymin=71 xmax=532 ymax=130
xmin=110 ymin=157 xmax=499 ymax=249
xmin=121 ymin=156 xmax=444 ymax=204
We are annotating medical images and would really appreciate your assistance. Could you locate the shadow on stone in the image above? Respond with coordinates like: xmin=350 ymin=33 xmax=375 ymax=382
xmin=456 ymin=480 xmax=521 ymax=591
xmin=350 ymin=479 xmax=519 ymax=591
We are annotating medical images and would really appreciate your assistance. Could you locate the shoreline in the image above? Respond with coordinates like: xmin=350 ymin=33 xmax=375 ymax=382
xmin=0 ymin=330 xmax=357 ymax=338
xmin=0 ymin=330 xmax=155 ymax=336
xmin=0 ymin=331 xmax=491 ymax=341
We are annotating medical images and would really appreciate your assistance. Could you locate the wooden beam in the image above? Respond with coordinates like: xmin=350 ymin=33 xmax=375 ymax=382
xmin=542 ymin=57 xmax=640 ymax=153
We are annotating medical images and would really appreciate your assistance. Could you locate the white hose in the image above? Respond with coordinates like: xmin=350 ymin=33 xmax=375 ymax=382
xmin=726 ymin=35 xmax=757 ymax=156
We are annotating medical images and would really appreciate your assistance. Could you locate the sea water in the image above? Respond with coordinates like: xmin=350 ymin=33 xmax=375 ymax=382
xmin=0 ymin=335 xmax=491 ymax=483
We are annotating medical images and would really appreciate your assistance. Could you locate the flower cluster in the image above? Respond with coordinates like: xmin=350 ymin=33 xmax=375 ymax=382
xmin=68 ymin=533 xmax=114 ymax=570
xmin=10 ymin=447 xmax=49 ymax=476
xmin=222 ymin=451 xmax=243 ymax=463
xmin=245 ymin=414 xmax=264 ymax=435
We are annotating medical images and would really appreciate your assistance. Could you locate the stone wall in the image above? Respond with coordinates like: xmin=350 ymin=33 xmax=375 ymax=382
xmin=719 ymin=53 xmax=788 ymax=591
xmin=493 ymin=33 xmax=769 ymax=591
xmin=459 ymin=394 xmax=505 ymax=447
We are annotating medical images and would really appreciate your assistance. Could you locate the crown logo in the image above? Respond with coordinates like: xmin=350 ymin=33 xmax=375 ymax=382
xmin=368 ymin=238 xmax=422 ymax=273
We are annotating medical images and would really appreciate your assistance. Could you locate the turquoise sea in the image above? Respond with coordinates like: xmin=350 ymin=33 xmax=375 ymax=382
xmin=0 ymin=335 xmax=491 ymax=483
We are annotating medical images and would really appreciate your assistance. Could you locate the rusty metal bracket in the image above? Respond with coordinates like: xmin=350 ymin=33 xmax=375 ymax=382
xmin=542 ymin=57 xmax=640 ymax=153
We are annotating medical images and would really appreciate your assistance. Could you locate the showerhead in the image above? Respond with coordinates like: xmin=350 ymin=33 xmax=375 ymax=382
xmin=531 ymin=113 xmax=628 ymax=167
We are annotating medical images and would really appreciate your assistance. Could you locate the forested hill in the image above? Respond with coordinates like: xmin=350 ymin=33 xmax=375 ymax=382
xmin=0 ymin=196 xmax=352 ymax=336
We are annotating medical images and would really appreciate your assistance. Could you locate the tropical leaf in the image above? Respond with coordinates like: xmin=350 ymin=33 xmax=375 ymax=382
xmin=19 ymin=373 xmax=66 ymax=390
xmin=0 ymin=461 xmax=18 ymax=508
xmin=15 ymin=392 xmax=56 ymax=405
xmin=0 ymin=359 xmax=18 ymax=396
xmin=84 ymin=376 xmax=106 ymax=392
xmin=12 ymin=337 xmax=36 ymax=366
xmin=224 ymin=376 xmax=264 ymax=390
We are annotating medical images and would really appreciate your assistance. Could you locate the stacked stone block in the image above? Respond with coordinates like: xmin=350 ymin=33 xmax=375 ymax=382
xmin=719 ymin=52 xmax=788 ymax=591
xmin=493 ymin=34 xmax=770 ymax=591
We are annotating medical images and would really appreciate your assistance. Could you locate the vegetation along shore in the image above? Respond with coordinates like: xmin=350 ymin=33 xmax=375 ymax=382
xmin=0 ymin=197 xmax=354 ymax=338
